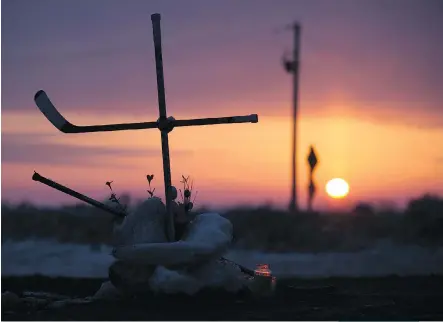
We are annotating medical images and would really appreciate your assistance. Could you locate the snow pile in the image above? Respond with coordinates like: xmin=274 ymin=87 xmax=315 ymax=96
xmin=148 ymin=259 xmax=247 ymax=295
xmin=183 ymin=212 xmax=234 ymax=256
xmin=113 ymin=197 xmax=168 ymax=245
xmin=105 ymin=199 xmax=249 ymax=296
xmin=113 ymin=212 xmax=234 ymax=266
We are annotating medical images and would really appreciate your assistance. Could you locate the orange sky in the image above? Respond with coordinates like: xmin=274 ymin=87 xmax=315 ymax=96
xmin=2 ymin=105 xmax=442 ymax=210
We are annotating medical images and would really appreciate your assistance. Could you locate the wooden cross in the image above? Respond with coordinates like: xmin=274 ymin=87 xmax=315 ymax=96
xmin=34 ymin=13 xmax=259 ymax=242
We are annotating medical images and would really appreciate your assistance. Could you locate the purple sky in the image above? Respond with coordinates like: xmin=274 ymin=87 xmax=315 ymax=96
xmin=3 ymin=0 xmax=442 ymax=118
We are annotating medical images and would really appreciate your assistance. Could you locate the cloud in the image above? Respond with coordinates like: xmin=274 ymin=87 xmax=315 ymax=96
xmin=312 ymin=103 xmax=443 ymax=130
xmin=1 ymin=133 xmax=193 ymax=166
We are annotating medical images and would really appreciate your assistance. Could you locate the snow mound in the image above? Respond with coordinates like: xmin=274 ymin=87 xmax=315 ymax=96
xmin=113 ymin=197 xmax=168 ymax=246
xmin=112 ymin=212 xmax=233 ymax=266
xmin=108 ymin=199 xmax=249 ymax=296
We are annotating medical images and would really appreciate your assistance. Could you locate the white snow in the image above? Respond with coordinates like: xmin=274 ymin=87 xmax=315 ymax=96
xmin=113 ymin=197 xmax=168 ymax=246
xmin=111 ymin=207 xmax=243 ymax=294
xmin=1 ymin=240 xmax=114 ymax=278
xmin=3 ymin=239 xmax=443 ymax=279
xmin=112 ymin=212 xmax=233 ymax=266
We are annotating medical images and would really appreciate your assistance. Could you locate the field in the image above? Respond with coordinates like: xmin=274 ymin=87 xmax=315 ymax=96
xmin=2 ymin=194 xmax=443 ymax=252
xmin=2 ymin=275 xmax=443 ymax=320
xmin=2 ymin=195 xmax=443 ymax=320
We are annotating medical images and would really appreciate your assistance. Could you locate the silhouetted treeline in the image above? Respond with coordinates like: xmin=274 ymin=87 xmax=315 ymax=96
xmin=2 ymin=194 xmax=443 ymax=252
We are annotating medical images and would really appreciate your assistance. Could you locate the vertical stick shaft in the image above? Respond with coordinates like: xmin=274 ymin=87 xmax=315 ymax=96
xmin=290 ymin=23 xmax=301 ymax=214
xmin=151 ymin=13 xmax=174 ymax=241
xmin=152 ymin=14 xmax=167 ymax=119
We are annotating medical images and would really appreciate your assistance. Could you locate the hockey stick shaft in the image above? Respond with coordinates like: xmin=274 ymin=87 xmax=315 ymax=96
xmin=32 ymin=171 xmax=126 ymax=218
xmin=174 ymin=114 xmax=258 ymax=127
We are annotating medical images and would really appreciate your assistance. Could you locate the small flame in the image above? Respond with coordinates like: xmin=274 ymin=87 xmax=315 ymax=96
xmin=254 ymin=264 xmax=272 ymax=277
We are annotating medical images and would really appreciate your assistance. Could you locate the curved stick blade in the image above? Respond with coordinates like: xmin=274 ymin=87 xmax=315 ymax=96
xmin=34 ymin=90 xmax=159 ymax=133
xmin=34 ymin=90 xmax=76 ymax=133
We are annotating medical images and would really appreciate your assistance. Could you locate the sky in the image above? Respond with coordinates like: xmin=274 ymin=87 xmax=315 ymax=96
xmin=2 ymin=0 xmax=443 ymax=210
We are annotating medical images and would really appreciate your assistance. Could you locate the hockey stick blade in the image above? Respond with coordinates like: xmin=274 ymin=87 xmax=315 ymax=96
xmin=34 ymin=90 xmax=77 ymax=133
xmin=34 ymin=90 xmax=158 ymax=133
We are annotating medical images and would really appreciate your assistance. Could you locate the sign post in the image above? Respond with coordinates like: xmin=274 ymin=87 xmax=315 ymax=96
xmin=307 ymin=145 xmax=318 ymax=212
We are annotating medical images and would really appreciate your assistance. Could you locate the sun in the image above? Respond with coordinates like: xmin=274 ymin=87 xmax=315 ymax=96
xmin=325 ymin=178 xmax=350 ymax=199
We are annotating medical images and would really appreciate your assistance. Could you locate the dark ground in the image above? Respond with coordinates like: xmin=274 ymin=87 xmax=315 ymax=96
xmin=2 ymin=275 xmax=443 ymax=320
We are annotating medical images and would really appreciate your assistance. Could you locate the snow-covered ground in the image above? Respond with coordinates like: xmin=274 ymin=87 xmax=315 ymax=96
xmin=2 ymin=239 xmax=443 ymax=278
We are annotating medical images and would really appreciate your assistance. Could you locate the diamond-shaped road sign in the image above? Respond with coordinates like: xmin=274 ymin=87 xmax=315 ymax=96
xmin=307 ymin=146 xmax=318 ymax=171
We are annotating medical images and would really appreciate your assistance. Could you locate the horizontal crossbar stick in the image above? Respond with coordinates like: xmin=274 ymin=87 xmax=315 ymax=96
xmin=34 ymin=90 xmax=258 ymax=134
xmin=174 ymin=114 xmax=258 ymax=127
xmin=32 ymin=171 xmax=126 ymax=218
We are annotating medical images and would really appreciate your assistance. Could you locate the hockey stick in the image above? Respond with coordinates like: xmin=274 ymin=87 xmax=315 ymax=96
xmin=34 ymin=90 xmax=258 ymax=134
xmin=32 ymin=171 xmax=126 ymax=218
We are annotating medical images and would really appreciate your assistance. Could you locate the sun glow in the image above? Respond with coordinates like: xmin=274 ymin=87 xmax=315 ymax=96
xmin=325 ymin=178 xmax=350 ymax=199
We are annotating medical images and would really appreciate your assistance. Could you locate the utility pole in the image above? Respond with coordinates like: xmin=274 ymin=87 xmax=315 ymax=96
xmin=283 ymin=22 xmax=301 ymax=214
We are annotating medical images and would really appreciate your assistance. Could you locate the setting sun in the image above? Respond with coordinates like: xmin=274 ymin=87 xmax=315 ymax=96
xmin=325 ymin=178 xmax=350 ymax=199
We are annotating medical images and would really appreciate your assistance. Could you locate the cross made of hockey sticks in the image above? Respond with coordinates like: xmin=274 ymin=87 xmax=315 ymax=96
xmin=33 ymin=13 xmax=259 ymax=242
